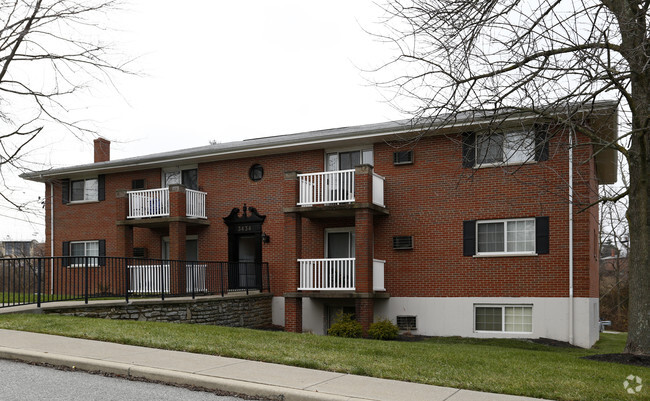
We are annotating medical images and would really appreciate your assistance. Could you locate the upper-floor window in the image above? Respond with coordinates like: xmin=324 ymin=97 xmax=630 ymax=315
xmin=476 ymin=131 xmax=535 ymax=166
xmin=462 ymin=126 xmax=548 ymax=168
xmin=463 ymin=217 xmax=549 ymax=257
xmin=71 ymin=178 xmax=98 ymax=201
xmin=62 ymin=176 xmax=104 ymax=204
xmin=326 ymin=148 xmax=373 ymax=171
xmin=162 ymin=166 xmax=198 ymax=190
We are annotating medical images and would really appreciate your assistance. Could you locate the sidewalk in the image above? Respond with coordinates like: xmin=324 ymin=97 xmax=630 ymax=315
xmin=0 ymin=329 xmax=549 ymax=401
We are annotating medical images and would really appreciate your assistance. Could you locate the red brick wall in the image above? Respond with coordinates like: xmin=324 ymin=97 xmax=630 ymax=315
xmin=372 ymin=130 xmax=598 ymax=298
xmin=46 ymin=130 xmax=599 ymax=300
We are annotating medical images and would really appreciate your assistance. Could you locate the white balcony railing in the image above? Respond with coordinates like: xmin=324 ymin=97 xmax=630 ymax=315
xmin=372 ymin=173 xmax=385 ymax=208
xmin=128 ymin=188 xmax=169 ymax=218
xmin=127 ymin=188 xmax=207 ymax=219
xmin=186 ymin=189 xmax=207 ymax=218
xmin=373 ymin=259 xmax=385 ymax=291
xmin=298 ymin=258 xmax=355 ymax=290
xmin=128 ymin=264 xmax=207 ymax=293
xmin=297 ymin=170 xmax=355 ymax=206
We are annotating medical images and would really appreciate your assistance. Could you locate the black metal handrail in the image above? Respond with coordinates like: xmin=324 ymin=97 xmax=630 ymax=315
xmin=0 ymin=256 xmax=270 ymax=308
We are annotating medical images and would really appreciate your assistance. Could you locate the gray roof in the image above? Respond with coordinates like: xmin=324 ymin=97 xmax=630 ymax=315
xmin=21 ymin=101 xmax=619 ymax=182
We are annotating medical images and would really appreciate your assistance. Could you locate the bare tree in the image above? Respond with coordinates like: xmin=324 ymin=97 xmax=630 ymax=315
xmin=600 ymin=167 xmax=630 ymax=330
xmin=376 ymin=0 xmax=648 ymax=354
xmin=0 ymin=0 xmax=129 ymax=211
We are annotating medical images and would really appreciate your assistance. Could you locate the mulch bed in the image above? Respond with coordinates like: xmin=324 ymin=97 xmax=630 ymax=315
xmin=583 ymin=353 xmax=650 ymax=368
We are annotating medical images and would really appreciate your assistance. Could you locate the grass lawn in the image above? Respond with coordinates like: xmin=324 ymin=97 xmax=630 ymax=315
xmin=0 ymin=314 xmax=647 ymax=401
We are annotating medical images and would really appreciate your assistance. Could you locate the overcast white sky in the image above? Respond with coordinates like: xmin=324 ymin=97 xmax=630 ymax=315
xmin=1 ymin=1 xmax=406 ymax=241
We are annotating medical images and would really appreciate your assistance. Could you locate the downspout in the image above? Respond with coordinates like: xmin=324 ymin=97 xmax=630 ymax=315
xmin=50 ymin=181 xmax=54 ymax=295
xmin=568 ymin=129 xmax=574 ymax=345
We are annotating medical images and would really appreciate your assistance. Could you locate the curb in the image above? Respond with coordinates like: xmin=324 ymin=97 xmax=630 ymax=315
xmin=0 ymin=347 xmax=368 ymax=401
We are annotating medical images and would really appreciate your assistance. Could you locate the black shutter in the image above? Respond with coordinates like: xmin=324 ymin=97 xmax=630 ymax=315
xmin=462 ymin=132 xmax=476 ymax=168
xmin=62 ymin=241 xmax=70 ymax=267
xmin=534 ymin=125 xmax=549 ymax=162
xmin=535 ymin=216 xmax=550 ymax=254
xmin=61 ymin=179 xmax=70 ymax=204
xmin=463 ymin=220 xmax=476 ymax=256
xmin=98 ymin=239 xmax=106 ymax=266
xmin=98 ymin=175 xmax=105 ymax=201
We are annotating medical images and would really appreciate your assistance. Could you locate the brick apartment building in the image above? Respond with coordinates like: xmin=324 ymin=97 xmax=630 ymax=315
xmin=22 ymin=103 xmax=618 ymax=347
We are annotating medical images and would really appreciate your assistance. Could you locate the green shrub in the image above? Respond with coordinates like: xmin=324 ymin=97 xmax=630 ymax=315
xmin=327 ymin=313 xmax=362 ymax=338
xmin=368 ymin=319 xmax=399 ymax=340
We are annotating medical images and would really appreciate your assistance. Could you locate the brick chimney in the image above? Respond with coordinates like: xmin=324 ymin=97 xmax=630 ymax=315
xmin=94 ymin=137 xmax=110 ymax=163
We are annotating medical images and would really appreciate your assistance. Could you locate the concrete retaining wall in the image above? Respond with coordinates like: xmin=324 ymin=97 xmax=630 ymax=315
xmin=42 ymin=294 xmax=273 ymax=329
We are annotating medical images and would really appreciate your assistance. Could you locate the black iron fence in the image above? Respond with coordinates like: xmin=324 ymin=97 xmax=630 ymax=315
xmin=0 ymin=256 xmax=270 ymax=308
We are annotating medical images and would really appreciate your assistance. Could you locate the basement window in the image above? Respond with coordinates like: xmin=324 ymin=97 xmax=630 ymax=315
xmin=474 ymin=305 xmax=532 ymax=333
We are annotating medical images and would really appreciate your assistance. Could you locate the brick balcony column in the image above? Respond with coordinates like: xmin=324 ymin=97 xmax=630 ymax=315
xmin=356 ymin=298 xmax=374 ymax=336
xmin=168 ymin=184 xmax=187 ymax=293
xmin=168 ymin=184 xmax=186 ymax=218
xmin=283 ymin=171 xmax=303 ymax=333
xmin=354 ymin=164 xmax=373 ymax=204
xmin=355 ymin=204 xmax=374 ymax=335
xmin=355 ymin=208 xmax=374 ymax=294
xmin=115 ymin=189 xmax=133 ymax=258
xmin=169 ymin=220 xmax=187 ymax=294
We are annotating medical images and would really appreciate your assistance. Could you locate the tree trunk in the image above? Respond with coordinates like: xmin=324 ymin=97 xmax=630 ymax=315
xmin=624 ymin=129 xmax=650 ymax=354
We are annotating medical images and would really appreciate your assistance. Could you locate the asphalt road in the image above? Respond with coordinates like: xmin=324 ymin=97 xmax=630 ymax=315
xmin=0 ymin=359 xmax=258 ymax=401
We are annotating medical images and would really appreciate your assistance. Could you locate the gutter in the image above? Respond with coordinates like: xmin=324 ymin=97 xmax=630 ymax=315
xmin=569 ymin=129 xmax=574 ymax=345
xmin=50 ymin=182 xmax=54 ymax=295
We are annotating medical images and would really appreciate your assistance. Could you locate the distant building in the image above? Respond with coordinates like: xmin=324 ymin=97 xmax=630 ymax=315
xmin=0 ymin=240 xmax=43 ymax=258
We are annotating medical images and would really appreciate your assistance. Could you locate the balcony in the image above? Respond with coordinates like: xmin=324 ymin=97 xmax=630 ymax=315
xmin=291 ymin=169 xmax=387 ymax=219
xmin=127 ymin=187 xmax=207 ymax=219
xmin=297 ymin=258 xmax=386 ymax=292
xmin=299 ymin=258 xmax=355 ymax=291
xmin=297 ymin=169 xmax=385 ymax=207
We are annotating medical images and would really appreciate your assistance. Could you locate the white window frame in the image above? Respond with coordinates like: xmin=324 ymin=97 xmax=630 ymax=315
xmin=475 ymin=218 xmax=536 ymax=256
xmin=475 ymin=131 xmax=535 ymax=168
xmin=474 ymin=305 xmax=533 ymax=334
xmin=161 ymin=164 xmax=198 ymax=188
xmin=324 ymin=227 xmax=355 ymax=258
xmin=325 ymin=147 xmax=374 ymax=171
xmin=69 ymin=240 xmax=99 ymax=267
xmin=69 ymin=178 xmax=99 ymax=203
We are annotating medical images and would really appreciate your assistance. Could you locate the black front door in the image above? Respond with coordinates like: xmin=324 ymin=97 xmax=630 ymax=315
xmin=223 ymin=205 xmax=265 ymax=290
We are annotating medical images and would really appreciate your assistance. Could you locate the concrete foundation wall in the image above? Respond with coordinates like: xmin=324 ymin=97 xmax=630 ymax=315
xmin=373 ymin=297 xmax=599 ymax=348
xmin=43 ymin=294 xmax=273 ymax=329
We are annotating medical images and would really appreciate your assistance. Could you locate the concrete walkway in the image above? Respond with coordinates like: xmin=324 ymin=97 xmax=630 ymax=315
xmin=0 ymin=329 xmax=550 ymax=401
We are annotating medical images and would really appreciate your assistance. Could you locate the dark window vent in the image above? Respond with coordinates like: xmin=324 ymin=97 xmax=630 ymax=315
xmin=132 ymin=179 xmax=146 ymax=190
xmin=393 ymin=236 xmax=414 ymax=250
xmin=133 ymin=247 xmax=148 ymax=258
xmin=393 ymin=150 xmax=414 ymax=165
xmin=396 ymin=315 xmax=417 ymax=331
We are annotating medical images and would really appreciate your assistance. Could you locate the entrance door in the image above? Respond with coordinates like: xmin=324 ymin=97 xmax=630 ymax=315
xmin=227 ymin=233 xmax=262 ymax=289
xmin=326 ymin=230 xmax=355 ymax=258
xmin=238 ymin=235 xmax=258 ymax=287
